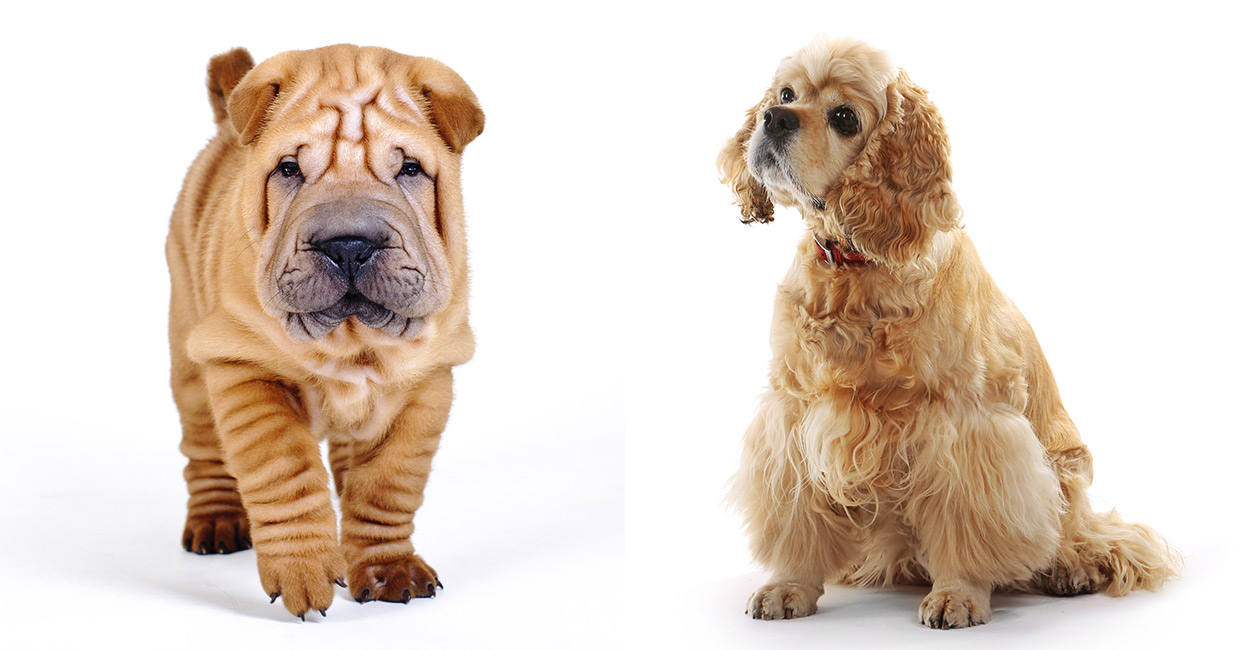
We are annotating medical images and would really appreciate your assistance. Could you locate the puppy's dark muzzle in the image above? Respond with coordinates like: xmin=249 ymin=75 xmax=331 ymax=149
xmin=763 ymin=106 xmax=800 ymax=137
xmin=316 ymin=236 xmax=380 ymax=280
xmin=271 ymin=197 xmax=439 ymax=341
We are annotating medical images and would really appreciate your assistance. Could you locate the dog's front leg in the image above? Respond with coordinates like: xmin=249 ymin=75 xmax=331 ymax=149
xmin=734 ymin=402 xmax=859 ymax=620
xmin=907 ymin=405 xmax=1063 ymax=628
xmin=203 ymin=363 xmax=344 ymax=619
xmin=339 ymin=367 xmax=454 ymax=604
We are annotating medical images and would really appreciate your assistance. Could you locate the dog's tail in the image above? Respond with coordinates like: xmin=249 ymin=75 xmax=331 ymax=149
xmin=1075 ymin=509 xmax=1180 ymax=596
xmin=1017 ymin=441 xmax=1181 ymax=596
xmin=1026 ymin=495 xmax=1181 ymax=596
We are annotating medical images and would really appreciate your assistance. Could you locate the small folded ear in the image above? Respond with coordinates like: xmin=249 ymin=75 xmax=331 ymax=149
xmin=717 ymin=91 xmax=774 ymax=224
xmin=409 ymin=57 xmax=484 ymax=154
xmin=833 ymin=70 xmax=961 ymax=265
xmin=227 ymin=66 xmax=282 ymax=146
xmin=206 ymin=48 xmax=254 ymax=124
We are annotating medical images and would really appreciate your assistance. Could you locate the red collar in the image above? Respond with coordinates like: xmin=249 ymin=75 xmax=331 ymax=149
xmin=814 ymin=234 xmax=871 ymax=266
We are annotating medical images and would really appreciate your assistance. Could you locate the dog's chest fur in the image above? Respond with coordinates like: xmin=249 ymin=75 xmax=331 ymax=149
xmin=778 ymin=260 xmax=942 ymax=396
xmin=290 ymin=359 xmax=406 ymax=441
xmin=769 ymin=255 xmax=957 ymax=509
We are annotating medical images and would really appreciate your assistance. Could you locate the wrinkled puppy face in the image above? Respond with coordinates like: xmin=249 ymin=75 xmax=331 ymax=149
xmin=229 ymin=45 xmax=483 ymax=341
xmin=263 ymin=147 xmax=439 ymax=341
xmin=746 ymin=39 xmax=895 ymax=210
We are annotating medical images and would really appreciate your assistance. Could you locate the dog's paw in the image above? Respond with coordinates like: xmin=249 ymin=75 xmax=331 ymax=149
xmin=746 ymin=582 xmax=821 ymax=620
xmin=182 ymin=512 xmax=251 ymax=555
xmin=919 ymin=584 xmax=991 ymax=629
xmin=1036 ymin=563 xmax=1096 ymax=597
xmin=258 ymin=550 xmax=347 ymax=619
xmin=349 ymin=554 xmax=441 ymax=604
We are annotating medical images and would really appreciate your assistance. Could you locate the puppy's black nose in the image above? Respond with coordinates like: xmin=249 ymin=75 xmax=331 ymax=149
xmin=317 ymin=237 xmax=379 ymax=276
xmin=763 ymin=107 xmax=800 ymax=135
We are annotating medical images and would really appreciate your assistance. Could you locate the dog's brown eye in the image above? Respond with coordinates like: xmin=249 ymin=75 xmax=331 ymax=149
xmin=780 ymin=88 xmax=796 ymax=104
xmin=399 ymin=159 xmax=422 ymax=177
xmin=828 ymin=106 xmax=859 ymax=136
xmin=277 ymin=160 xmax=302 ymax=178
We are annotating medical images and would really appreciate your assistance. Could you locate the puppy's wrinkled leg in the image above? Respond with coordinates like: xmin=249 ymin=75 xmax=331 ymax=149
xmin=170 ymin=257 xmax=250 ymax=556
xmin=339 ymin=368 xmax=453 ymax=604
xmin=204 ymin=363 xmax=344 ymax=619
xmin=908 ymin=405 xmax=1063 ymax=629
xmin=732 ymin=402 xmax=856 ymax=620
xmin=174 ymin=364 xmax=251 ymax=555
xmin=328 ymin=436 xmax=354 ymax=498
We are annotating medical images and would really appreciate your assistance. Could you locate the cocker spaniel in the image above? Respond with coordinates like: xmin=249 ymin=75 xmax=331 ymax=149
xmin=717 ymin=37 xmax=1178 ymax=629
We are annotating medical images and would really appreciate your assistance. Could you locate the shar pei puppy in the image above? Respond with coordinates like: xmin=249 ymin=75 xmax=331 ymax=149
xmin=166 ymin=45 xmax=483 ymax=619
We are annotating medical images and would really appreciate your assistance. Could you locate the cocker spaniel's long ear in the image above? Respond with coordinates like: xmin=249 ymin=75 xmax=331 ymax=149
xmin=832 ymin=70 xmax=961 ymax=265
xmin=717 ymin=92 xmax=774 ymax=224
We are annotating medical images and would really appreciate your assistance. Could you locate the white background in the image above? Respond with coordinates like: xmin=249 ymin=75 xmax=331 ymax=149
xmin=2 ymin=1 xmax=1247 ymax=647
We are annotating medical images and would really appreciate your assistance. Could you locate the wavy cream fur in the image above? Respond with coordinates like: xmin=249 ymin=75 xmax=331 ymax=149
xmin=721 ymin=38 xmax=1178 ymax=628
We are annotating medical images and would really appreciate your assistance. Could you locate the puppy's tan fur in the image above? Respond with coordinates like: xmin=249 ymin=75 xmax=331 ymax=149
xmin=168 ymin=45 xmax=482 ymax=618
xmin=718 ymin=37 xmax=1177 ymax=628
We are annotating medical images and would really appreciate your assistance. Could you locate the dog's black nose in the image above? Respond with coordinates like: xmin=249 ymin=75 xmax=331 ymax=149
xmin=763 ymin=107 xmax=800 ymax=135
xmin=317 ymin=237 xmax=379 ymax=275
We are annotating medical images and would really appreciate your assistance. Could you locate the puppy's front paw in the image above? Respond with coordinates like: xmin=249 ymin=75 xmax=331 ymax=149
xmin=350 ymin=554 xmax=441 ymax=604
xmin=258 ymin=550 xmax=347 ymax=619
xmin=919 ymin=584 xmax=991 ymax=629
xmin=747 ymin=582 xmax=821 ymax=620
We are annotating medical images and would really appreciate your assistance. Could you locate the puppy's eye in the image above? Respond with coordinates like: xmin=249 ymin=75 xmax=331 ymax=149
xmin=780 ymin=88 xmax=796 ymax=104
xmin=828 ymin=106 xmax=860 ymax=136
xmin=399 ymin=159 xmax=422 ymax=177
xmin=277 ymin=159 xmax=302 ymax=178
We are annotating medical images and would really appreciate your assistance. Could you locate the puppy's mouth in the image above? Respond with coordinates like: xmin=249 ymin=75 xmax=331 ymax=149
xmin=270 ymin=240 xmax=432 ymax=342
xmin=282 ymin=293 xmax=426 ymax=341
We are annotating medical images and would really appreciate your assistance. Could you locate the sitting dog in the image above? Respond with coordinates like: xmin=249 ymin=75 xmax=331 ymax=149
xmin=717 ymin=37 xmax=1177 ymax=628
xmin=167 ymin=45 xmax=483 ymax=619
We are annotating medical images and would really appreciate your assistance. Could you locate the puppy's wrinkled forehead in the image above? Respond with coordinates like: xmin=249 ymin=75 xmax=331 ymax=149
xmin=263 ymin=50 xmax=439 ymax=181
xmin=776 ymin=37 xmax=897 ymax=116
